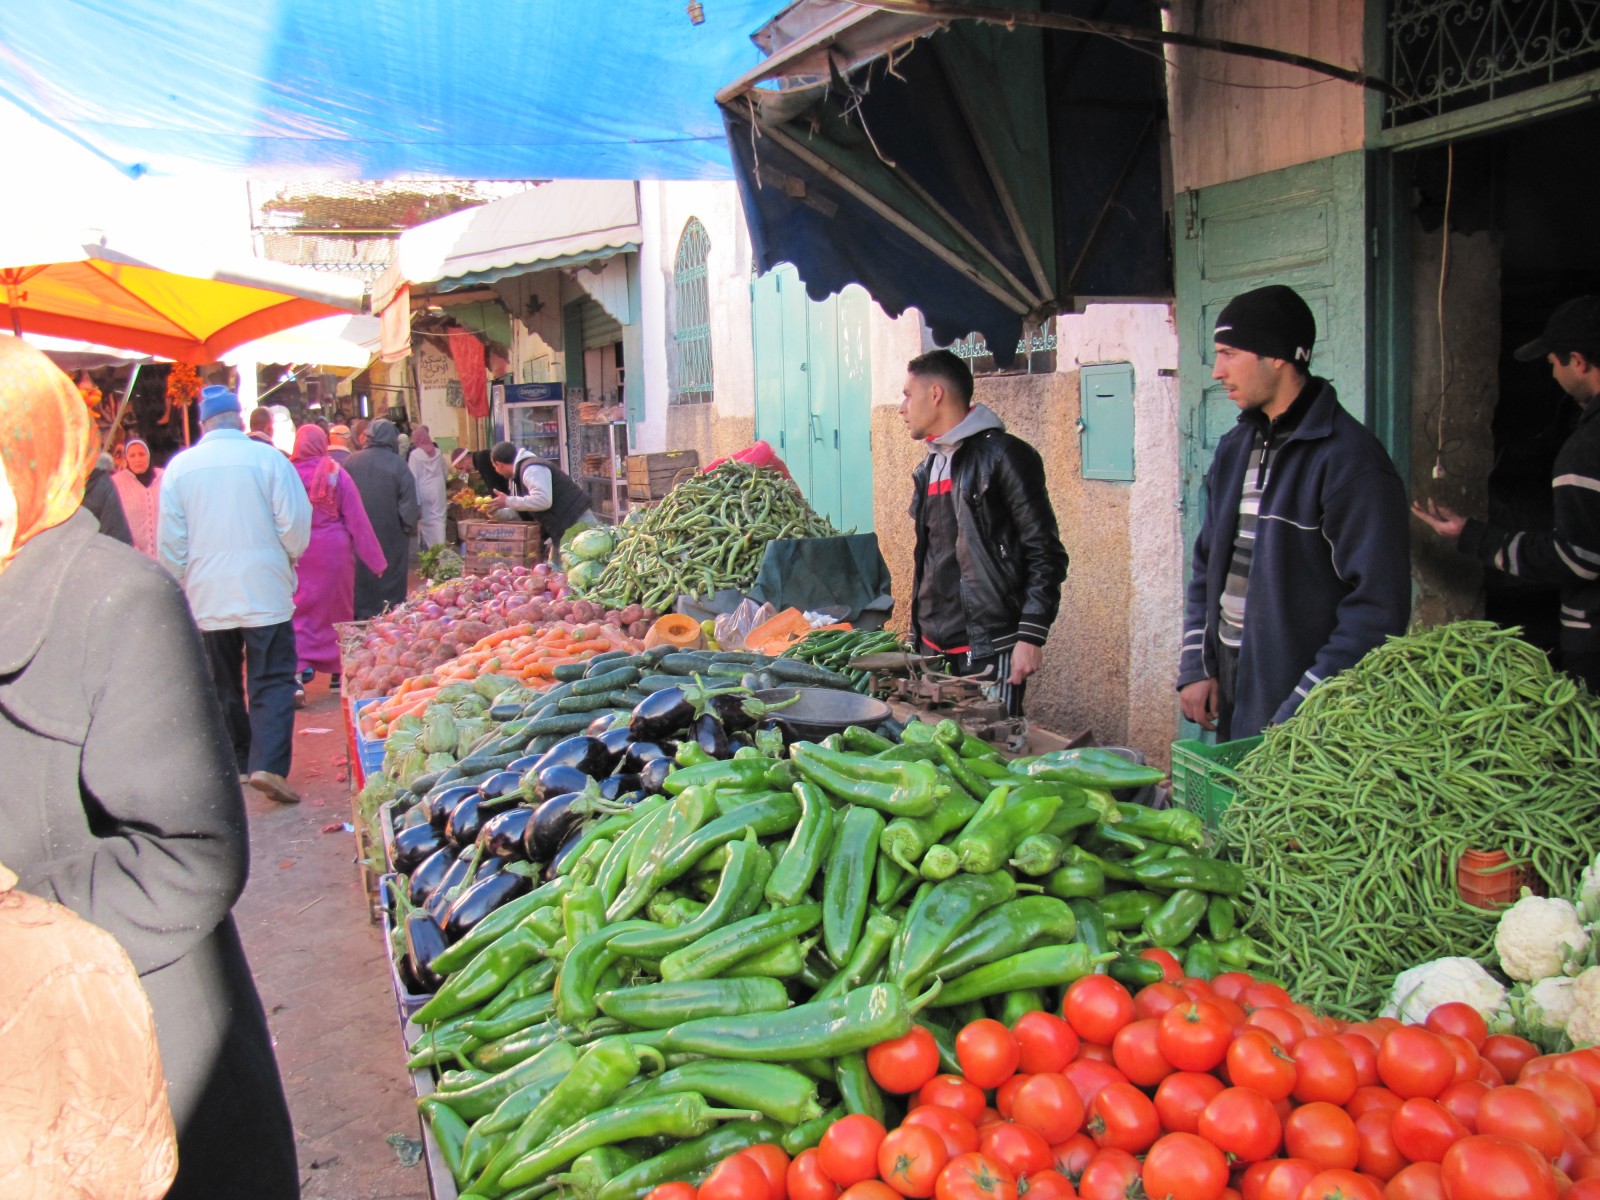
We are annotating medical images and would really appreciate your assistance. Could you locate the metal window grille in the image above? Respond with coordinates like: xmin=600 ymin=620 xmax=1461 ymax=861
xmin=1385 ymin=0 xmax=1600 ymax=128
xmin=920 ymin=319 xmax=1059 ymax=377
xmin=671 ymin=219 xmax=714 ymax=405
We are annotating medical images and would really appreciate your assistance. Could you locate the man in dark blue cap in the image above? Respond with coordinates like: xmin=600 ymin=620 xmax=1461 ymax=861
xmin=1177 ymin=284 xmax=1411 ymax=740
xmin=1415 ymin=296 xmax=1600 ymax=690
xmin=158 ymin=384 xmax=311 ymax=804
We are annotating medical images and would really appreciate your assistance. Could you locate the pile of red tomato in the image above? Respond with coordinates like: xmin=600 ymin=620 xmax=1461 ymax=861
xmin=643 ymin=961 xmax=1600 ymax=1200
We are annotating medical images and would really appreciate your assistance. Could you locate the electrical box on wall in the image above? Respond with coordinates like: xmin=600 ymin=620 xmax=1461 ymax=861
xmin=1079 ymin=362 xmax=1136 ymax=482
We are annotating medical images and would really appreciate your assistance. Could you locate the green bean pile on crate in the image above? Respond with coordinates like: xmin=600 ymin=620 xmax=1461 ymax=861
xmin=393 ymin=717 xmax=1267 ymax=1199
xmin=782 ymin=628 xmax=907 ymax=694
xmin=579 ymin=461 xmax=840 ymax=613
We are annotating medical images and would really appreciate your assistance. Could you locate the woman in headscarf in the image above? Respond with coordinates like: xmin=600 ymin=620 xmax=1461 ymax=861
xmin=111 ymin=437 xmax=164 ymax=559
xmin=0 ymin=334 xmax=299 ymax=1198
xmin=290 ymin=424 xmax=387 ymax=693
xmin=408 ymin=423 xmax=450 ymax=548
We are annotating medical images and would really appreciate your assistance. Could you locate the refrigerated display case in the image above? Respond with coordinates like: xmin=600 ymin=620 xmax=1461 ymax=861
xmin=492 ymin=382 xmax=567 ymax=471
xmin=579 ymin=420 xmax=629 ymax=522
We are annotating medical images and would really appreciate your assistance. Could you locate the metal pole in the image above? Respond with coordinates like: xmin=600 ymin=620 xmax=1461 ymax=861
xmin=101 ymin=362 xmax=142 ymax=453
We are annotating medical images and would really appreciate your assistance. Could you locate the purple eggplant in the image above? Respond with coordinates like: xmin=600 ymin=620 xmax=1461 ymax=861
xmin=757 ymin=717 xmax=796 ymax=750
xmin=708 ymin=689 xmax=799 ymax=733
xmin=532 ymin=763 xmax=592 ymax=805
xmin=478 ymin=807 xmax=535 ymax=858
xmin=424 ymin=783 xmax=479 ymax=832
xmin=600 ymin=774 xmax=642 ymax=801
xmin=393 ymin=822 xmax=446 ymax=873
xmin=506 ymin=752 xmax=543 ymax=773
xmin=630 ymin=687 xmax=693 ymax=741
xmin=586 ymin=713 xmax=620 ymax=737
xmin=621 ymin=742 xmax=671 ymax=775
xmin=445 ymin=794 xmax=487 ymax=848
xmin=548 ymin=829 xmax=589 ymax=878
xmin=525 ymin=791 xmax=595 ymax=863
xmin=404 ymin=910 xmax=448 ymax=991
xmin=443 ymin=870 xmax=531 ymax=940
xmin=534 ymin=735 xmax=611 ymax=778
xmin=597 ymin=725 xmax=634 ymax=763
xmin=478 ymin=855 xmax=506 ymax=880
xmin=477 ymin=770 xmax=524 ymax=800
xmin=637 ymin=756 xmax=673 ymax=795
xmin=694 ymin=713 xmax=731 ymax=760
xmin=425 ymin=848 xmax=479 ymax=922
xmin=407 ymin=845 xmax=456 ymax=907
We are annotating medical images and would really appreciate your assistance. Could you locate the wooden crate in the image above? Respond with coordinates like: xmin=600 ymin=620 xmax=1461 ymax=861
xmin=627 ymin=450 xmax=700 ymax=500
xmin=459 ymin=519 xmax=542 ymax=574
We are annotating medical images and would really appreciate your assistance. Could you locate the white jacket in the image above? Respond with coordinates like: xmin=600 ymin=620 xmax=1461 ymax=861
xmin=158 ymin=429 xmax=311 ymax=631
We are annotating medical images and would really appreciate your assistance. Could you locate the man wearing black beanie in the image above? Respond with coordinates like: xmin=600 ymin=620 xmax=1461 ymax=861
xmin=1177 ymin=284 xmax=1411 ymax=739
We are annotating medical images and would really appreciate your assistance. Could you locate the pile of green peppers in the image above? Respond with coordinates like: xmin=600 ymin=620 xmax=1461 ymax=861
xmin=396 ymin=718 xmax=1268 ymax=1200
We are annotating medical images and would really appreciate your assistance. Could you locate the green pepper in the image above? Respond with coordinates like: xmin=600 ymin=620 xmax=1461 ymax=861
xmin=915 ymin=1018 xmax=963 ymax=1074
xmin=555 ymin=919 xmax=657 ymax=1024
xmin=835 ymin=1050 xmax=886 ymax=1122
xmin=1010 ymin=832 xmax=1065 ymax=876
xmin=1045 ymin=859 xmax=1106 ymax=899
xmin=609 ymin=831 xmax=768 ymax=959
xmin=434 ymin=1039 xmax=579 ymax=1121
xmin=663 ymin=758 xmax=796 ymax=795
xmin=1113 ymin=802 xmax=1206 ymax=850
xmin=893 ymin=870 xmax=1017 ymax=986
xmin=673 ymin=740 xmax=716 ymax=768
xmin=1129 ymin=841 xmax=1178 ymax=868
xmin=1211 ymin=934 xmax=1272 ymax=970
xmin=1107 ymin=952 xmax=1165 ymax=988
xmin=874 ymin=851 xmax=907 ymax=907
xmin=1132 ymin=857 xmax=1247 ymax=896
xmin=1183 ymin=940 xmax=1221 ymax=981
xmin=879 ymin=859 xmax=922 ymax=909
xmin=607 ymin=786 xmax=720 ymax=920
xmin=1098 ymin=889 xmax=1166 ymax=929
xmin=660 ymin=982 xmax=913 ymax=1061
xmin=954 ymin=783 xmax=1011 ymax=840
xmin=765 ymin=781 xmax=835 ymax=906
xmin=660 ymin=793 xmax=800 ymax=877
xmin=713 ymin=787 xmax=789 ymax=817
xmin=563 ymin=883 xmax=609 ymax=944
xmin=927 ymin=944 xmax=1115 ymax=1007
xmin=597 ymin=977 xmax=790 ymax=1028
xmin=918 ymin=843 xmax=960 ymax=881
xmin=1000 ymin=988 xmax=1046 ymax=1025
xmin=877 ymin=743 xmax=942 ymax=763
xmin=822 ymin=804 xmax=885 ymax=964
xmin=1015 ymin=748 xmax=1166 ymax=789
xmin=496 ymin=1092 xmax=763 ymax=1191
xmin=781 ymin=1109 xmax=841 ymax=1156
xmin=900 ymin=719 xmax=937 ymax=743
xmin=471 ymin=1065 xmax=577 ymax=1140
xmin=660 ymin=901 xmax=822 ymax=981
xmin=1081 ymin=823 xmax=1149 ymax=859
xmin=597 ymin=1118 xmax=788 ymax=1200
xmin=1207 ymin=894 xmax=1237 ymax=941
xmin=466 ymin=990 xmax=557 ymax=1042
xmin=933 ymin=740 xmax=992 ymax=803
xmin=723 ymin=935 xmax=812 ymax=978
xmin=593 ymin=801 xmax=669 ymax=907
xmin=1067 ymin=843 xmax=1137 ymax=883
xmin=796 ymin=949 xmax=832 ymax=992
xmin=406 ymin=1024 xmax=480 ymax=1071
xmin=557 ymin=1146 xmax=644 ymax=1200
xmin=414 ymin=924 xmax=544 ymax=1024
xmin=963 ymin=755 xmax=1017 ymax=780
xmin=791 ymin=742 xmax=940 ymax=817
xmin=1143 ymin=888 xmax=1209 ymax=947
xmin=619 ymin=1060 xmax=824 ymax=1125
xmin=419 ymin=1097 xmax=471 ymax=1188
xmin=469 ymin=1016 xmax=626 ymax=1074
xmin=1068 ymin=897 xmax=1112 ymax=961
xmin=843 ymin=725 xmax=896 ymax=754
xmin=816 ymin=910 xmax=899 ymax=1001
xmin=1043 ymin=803 xmax=1103 ymax=842
xmin=472 ymin=1035 xmax=650 ymax=1195
xmin=879 ymin=790 xmax=979 ymax=873
xmin=430 ymin=878 xmax=572 ymax=974
xmin=930 ymin=895 xmax=1076 ymax=985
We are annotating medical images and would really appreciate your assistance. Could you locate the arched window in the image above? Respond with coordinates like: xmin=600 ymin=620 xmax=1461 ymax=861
xmin=671 ymin=218 xmax=714 ymax=405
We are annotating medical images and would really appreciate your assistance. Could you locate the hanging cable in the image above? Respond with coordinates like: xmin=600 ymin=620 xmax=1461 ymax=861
xmin=1433 ymin=142 xmax=1455 ymax=479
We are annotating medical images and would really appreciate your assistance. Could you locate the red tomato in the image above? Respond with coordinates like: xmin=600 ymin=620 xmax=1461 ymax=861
xmin=1555 ymin=1050 xmax=1600 ymax=1105
xmin=1559 ymin=1131 xmax=1591 ymax=1178
xmin=842 ymin=1185 xmax=901 ymax=1200
xmin=1088 ymin=1081 xmax=1161 ymax=1154
xmin=1295 ymin=1036 xmax=1361 ymax=1107
xmin=1015 ymin=1012 xmax=1081 ymax=1075
xmin=1157 ymin=1002 xmax=1233 ymax=1073
xmin=1078 ymin=1149 xmax=1143 ymax=1200
xmin=1154 ymin=1071 xmax=1226 ymax=1135
xmin=936 ymin=1152 xmax=1018 ymax=1200
xmin=1384 ymin=1162 xmax=1446 ymax=1200
xmin=702 ymin=1153 xmax=773 ymax=1200
xmin=1240 ymin=1161 xmax=1281 ymax=1200
xmin=1178 ymin=978 xmax=1219 ymax=1003
xmin=1522 ymin=1056 xmax=1562 ymax=1081
xmin=1377 ymin=1028 xmax=1455 ymax=1100
xmin=871 ymin=1027 xmax=942 ymax=1095
xmin=790 ymin=1149 xmax=844 ymax=1200
xmin=1112 ymin=1019 xmax=1176 ymax=1088
xmin=1475 ymin=1086 xmax=1567 ymax=1159
xmin=1012 ymin=1074 xmax=1086 ymax=1144
xmin=1135 ymin=983 xmax=1190 ymax=1022
xmin=1076 ymin=1043 xmax=1116 ymax=1066
xmin=1390 ymin=1098 xmax=1468 ymax=1164
xmin=1425 ymin=1003 xmax=1489 ymax=1050
xmin=1574 ymin=1154 xmax=1600 ymax=1181
xmin=978 ymin=1109 xmax=1007 ymax=1134
xmin=1198 ymin=1086 xmax=1284 ymax=1163
xmin=1141 ymin=1132 xmax=1229 ymax=1200
xmin=996 ymin=1076 xmax=1028 ymax=1121
xmin=1297 ymin=1168 xmax=1385 ymax=1200
xmin=1139 ymin=948 xmax=1184 ymax=983
xmin=1019 ymin=1173 xmax=1077 ymax=1200
xmin=1284 ymin=1102 xmax=1361 ymax=1171
xmin=1567 ymin=1181 xmax=1600 ymax=1200
xmin=742 ymin=1145 xmax=791 ymax=1200
xmin=879 ymin=1125 xmax=950 ymax=1199
xmin=1249 ymin=1007 xmax=1310 ymax=1049
xmin=1064 ymin=1060 xmax=1127 ymax=1112
xmin=1338 ymin=1035 xmax=1381 ymax=1089
xmin=1259 ymin=1160 xmax=1322 ymax=1200
xmin=647 ymin=1186 xmax=699 ymax=1200
xmin=1437 ymin=1033 xmax=1482 ymax=1085
xmin=1065 ymin=977 xmax=1137 ymax=1047
xmin=1437 ymin=1080 xmax=1489 ymax=1132
xmin=819 ymin=1115 xmax=889 ymax=1189
xmin=981 ymin=1123 xmax=1054 ymax=1179
xmin=1347 ymin=1088 xmax=1405 ymax=1120
xmin=1212 ymin=972 xmax=1257 ymax=1003
xmin=1440 ymin=1134 xmax=1559 ymax=1200
xmin=1244 ymin=982 xmax=1296 ymax=1010
xmin=1051 ymin=1134 xmax=1096 ymax=1183
xmin=1524 ymin=1069 xmax=1600 ymax=1138
xmin=922 ymin=1077 xmax=988 ymax=1125
xmin=1478 ymin=1059 xmax=1507 ymax=1088
xmin=959 ymin=1021 xmax=1022 ymax=1091
xmin=1209 ymin=994 xmax=1251 ymax=1029
xmin=905 ymin=1107 xmax=982 ymax=1160
xmin=1481 ymin=1035 xmax=1541 ymax=1085
xmin=1355 ymin=1108 xmax=1406 ymax=1181
xmin=1228 ymin=1030 xmax=1300 ymax=1102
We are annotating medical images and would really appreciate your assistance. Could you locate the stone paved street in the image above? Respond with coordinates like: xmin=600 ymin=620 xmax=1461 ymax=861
xmin=232 ymin=675 xmax=428 ymax=1200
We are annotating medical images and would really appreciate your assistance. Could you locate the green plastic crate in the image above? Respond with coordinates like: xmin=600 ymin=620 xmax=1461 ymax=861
xmin=1170 ymin=735 xmax=1263 ymax=831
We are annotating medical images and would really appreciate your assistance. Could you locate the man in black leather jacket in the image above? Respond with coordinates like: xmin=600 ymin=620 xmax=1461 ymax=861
xmin=903 ymin=350 xmax=1068 ymax=716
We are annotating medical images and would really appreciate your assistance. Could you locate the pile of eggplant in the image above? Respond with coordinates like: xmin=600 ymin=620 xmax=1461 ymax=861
xmin=388 ymin=680 xmax=793 ymax=994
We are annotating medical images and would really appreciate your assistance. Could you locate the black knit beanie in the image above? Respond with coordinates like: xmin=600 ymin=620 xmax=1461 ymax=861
xmin=1213 ymin=285 xmax=1316 ymax=367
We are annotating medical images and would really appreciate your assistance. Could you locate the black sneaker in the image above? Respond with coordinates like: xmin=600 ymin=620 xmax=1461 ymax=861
xmin=298 ymin=668 xmax=314 ymax=685
xmin=329 ymin=674 xmax=342 ymax=692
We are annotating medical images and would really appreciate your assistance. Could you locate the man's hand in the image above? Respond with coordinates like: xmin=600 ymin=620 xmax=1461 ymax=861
xmin=493 ymin=489 xmax=510 ymax=502
xmin=1180 ymin=678 xmax=1219 ymax=731
xmin=1009 ymin=641 xmax=1043 ymax=685
xmin=1411 ymin=498 xmax=1466 ymax=539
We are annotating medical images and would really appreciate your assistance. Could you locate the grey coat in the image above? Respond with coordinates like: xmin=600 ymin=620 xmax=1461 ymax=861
xmin=0 ymin=510 xmax=298 ymax=1199
xmin=346 ymin=418 xmax=421 ymax=617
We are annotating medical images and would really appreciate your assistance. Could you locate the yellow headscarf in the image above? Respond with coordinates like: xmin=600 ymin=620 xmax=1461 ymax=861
xmin=0 ymin=334 xmax=98 ymax=570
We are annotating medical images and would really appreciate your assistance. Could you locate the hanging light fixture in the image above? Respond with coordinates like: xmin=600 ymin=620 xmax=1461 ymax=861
xmin=686 ymin=2 xmax=705 ymax=25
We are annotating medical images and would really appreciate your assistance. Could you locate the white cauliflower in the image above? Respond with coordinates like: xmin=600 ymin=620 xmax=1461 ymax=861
xmin=1514 ymin=977 xmax=1578 ymax=1052
xmin=1566 ymin=967 xmax=1600 ymax=1048
xmin=1579 ymin=853 xmax=1600 ymax=929
xmin=1384 ymin=956 xmax=1509 ymax=1026
xmin=1495 ymin=893 xmax=1591 ymax=981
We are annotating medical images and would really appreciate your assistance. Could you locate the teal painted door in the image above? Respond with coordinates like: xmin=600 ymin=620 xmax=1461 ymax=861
xmin=1174 ymin=152 xmax=1369 ymax=736
xmin=750 ymin=265 xmax=874 ymax=531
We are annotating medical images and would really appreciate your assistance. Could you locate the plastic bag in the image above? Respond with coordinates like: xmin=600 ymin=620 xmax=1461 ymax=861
xmin=714 ymin=598 xmax=778 ymax=651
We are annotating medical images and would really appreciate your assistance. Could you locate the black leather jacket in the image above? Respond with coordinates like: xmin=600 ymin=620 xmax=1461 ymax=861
xmin=910 ymin=428 xmax=1068 ymax=658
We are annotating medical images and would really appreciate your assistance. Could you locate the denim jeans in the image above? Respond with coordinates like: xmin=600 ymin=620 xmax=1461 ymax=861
xmin=203 ymin=621 xmax=298 ymax=777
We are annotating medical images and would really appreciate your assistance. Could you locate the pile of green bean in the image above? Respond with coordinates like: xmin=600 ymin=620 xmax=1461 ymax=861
xmin=1222 ymin=621 xmax=1600 ymax=1018
xmin=583 ymin=462 xmax=840 ymax=612
xmin=782 ymin=629 xmax=907 ymax=693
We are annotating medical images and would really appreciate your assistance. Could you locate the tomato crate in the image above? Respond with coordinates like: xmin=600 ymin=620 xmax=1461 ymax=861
xmin=627 ymin=450 xmax=699 ymax=500
xmin=1169 ymin=735 xmax=1263 ymax=832
xmin=459 ymin=519 xmax=542 ymax=574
